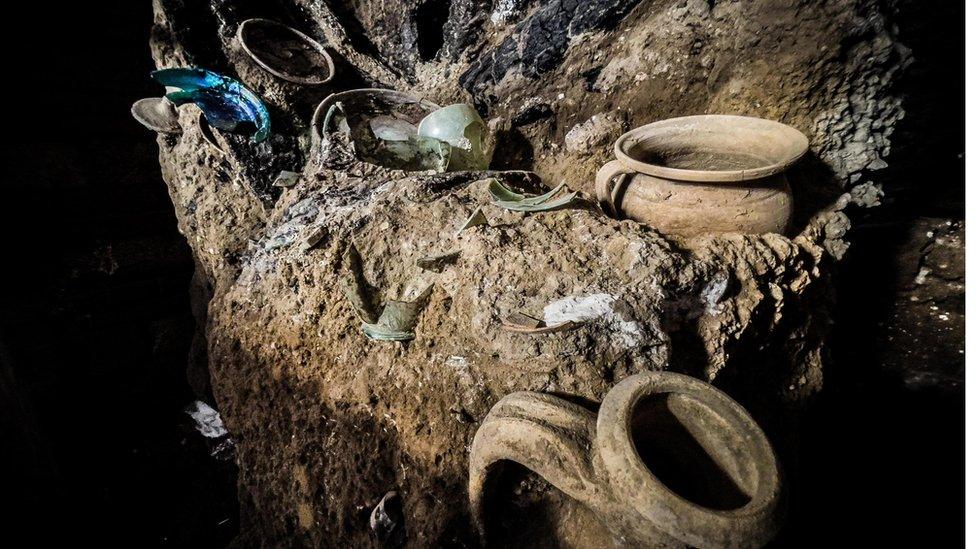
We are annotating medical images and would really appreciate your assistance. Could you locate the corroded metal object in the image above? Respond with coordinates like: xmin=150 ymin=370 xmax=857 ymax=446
xmin=469 ymin=371 xmax=784 ymax=548
xmin=236 ymin=18 xmax=335 ymax=85
xmin=596 ymin=115 xmax=808 ymax=237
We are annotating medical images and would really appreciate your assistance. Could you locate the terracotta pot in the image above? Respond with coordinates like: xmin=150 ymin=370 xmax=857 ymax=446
xmin=595 ymin=115 xmax=808 ymax=237
xmin=469 ymin=371 xmax=784 ymax=547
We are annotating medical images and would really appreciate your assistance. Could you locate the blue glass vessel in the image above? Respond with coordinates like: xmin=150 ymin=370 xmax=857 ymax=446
xmin=151 ymin=68 xmax=271 ymax=143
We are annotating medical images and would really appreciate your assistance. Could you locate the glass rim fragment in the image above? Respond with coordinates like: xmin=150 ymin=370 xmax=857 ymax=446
xmin=487 ymin=179 xmax=578 ymax=212
xmin=236 ymin=18 xmax=335 ymax=85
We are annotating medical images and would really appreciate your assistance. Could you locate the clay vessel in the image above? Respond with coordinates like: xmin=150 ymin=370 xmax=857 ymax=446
xmin=595 ymin=115 xmax=808 ymax=237
xmin=237 ymin=18 xmax=335 ymax=85
xmin=469 ymin=371 xmax=784 ymax=548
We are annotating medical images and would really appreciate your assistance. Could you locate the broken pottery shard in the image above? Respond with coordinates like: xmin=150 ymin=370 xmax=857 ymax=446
xmin=416 ymin=250 xmax=461 ymax=272
xmin=362 ymin=285 xmax=434 ymax=342
xmin=488 ymin=179 xmax=577 ymax=212
xmin=151 ymin=68 xmax=271 ymax=143
xmin=502 ymin=312 xmax=544 ymax=330
xmin=131 ymin=97 xmax=181 ymax=133
xmin=299 ymin=226 xmax=329 ymax=253
xmin=273 ymin=170 xmax=301 ymax=188
xmin=501 ymin=312 xmax=579 ymax=334
xmin=340 ymin=244 xmax=378 ymax=324
xmin=237 ymin=18 xmax=335 ymax=85
xmin=370 ymin=491 xmax=404 ymax=545
xmin=417 ymin=103 xmax=490 ymax=171
xmin=185 ymin=400 xmax=228 ymax=438
xmin=456 ymin=208 xmax=488 ymax=236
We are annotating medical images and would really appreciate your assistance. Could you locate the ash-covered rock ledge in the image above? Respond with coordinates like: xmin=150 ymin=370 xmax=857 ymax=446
xmin=147 ymin=0 xmax=907 ymax=545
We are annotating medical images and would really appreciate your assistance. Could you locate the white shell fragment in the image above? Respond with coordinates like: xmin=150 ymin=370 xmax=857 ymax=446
xmin=273 ymin=170 xmax=302 ymax=188
xmin=185 ymin=400 xmax=228 ymax=438
xmin=131 ymin=97 xmax=181 ymax=133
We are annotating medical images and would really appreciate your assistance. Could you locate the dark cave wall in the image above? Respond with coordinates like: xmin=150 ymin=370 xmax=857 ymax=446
xmin=0 ymin=2 xmax=236 ymax=544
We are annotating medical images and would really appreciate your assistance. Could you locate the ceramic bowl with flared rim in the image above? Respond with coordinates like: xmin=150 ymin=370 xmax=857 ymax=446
xmin=613 ymin=115 xmax=809 ymax=183
xmin=310 ymin=88 xmax=441 ymax=144
xmin=236 ymin=18 xmax=335 ymax=85
xmin=596 ymin=371 xmax=784 ymax=548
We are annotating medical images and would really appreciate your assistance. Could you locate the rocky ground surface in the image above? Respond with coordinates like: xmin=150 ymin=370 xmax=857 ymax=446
xmin=883 ymin=218 xmax=965 ymax=390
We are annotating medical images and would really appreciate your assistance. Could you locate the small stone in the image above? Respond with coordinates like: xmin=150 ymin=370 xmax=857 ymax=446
xmin=564 ymin=113 xmax=624 ymax=153
xmin=300 ymin=226 xmax=329 ymax=253
xmin=273 ymin=170 xmax=302 ymax=188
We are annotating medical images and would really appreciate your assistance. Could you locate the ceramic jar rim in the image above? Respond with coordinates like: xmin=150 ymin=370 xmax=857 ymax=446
xmin=613 ymin=114 xmax=809 ymax=184
xmin=596 ymin=371 xmax=782 ymax=545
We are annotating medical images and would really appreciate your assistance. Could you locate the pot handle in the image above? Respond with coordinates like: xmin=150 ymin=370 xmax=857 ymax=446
xmin=595 ymin=160 xmax=630 ymax=219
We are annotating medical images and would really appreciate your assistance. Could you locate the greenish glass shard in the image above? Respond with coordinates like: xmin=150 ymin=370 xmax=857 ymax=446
xmin=340 ymin=244 xmax=379 ymax=324
xmin=487 ymin=179 xmax=527 ymax=202
xmin=417 ymin=104 xmax=490 ymax=171
xmin=487 ymin=179 xmax=577 ymax=212
xmin=361 ymin=286 xmax=433 ymax=342
xmin=456 ymin=208 xmax=488 ymax=235
xmin=273 ymin=170 xmax=302 ymax=188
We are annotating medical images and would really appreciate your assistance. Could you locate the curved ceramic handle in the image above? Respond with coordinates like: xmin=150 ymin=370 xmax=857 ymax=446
xmin=595 ymin=160 xmax=630 ymax=218
xmin=468 ymin=392 xmax=600 ymax=543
